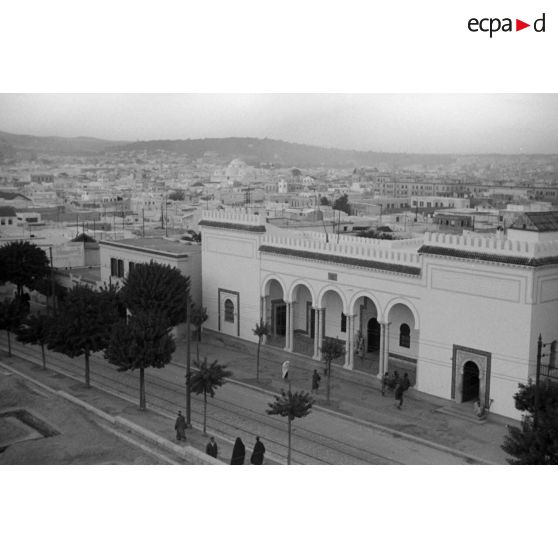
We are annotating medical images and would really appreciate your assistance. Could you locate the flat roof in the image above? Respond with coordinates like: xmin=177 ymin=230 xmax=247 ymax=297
xmin=99 ymin=237 xmax=199 ymax=257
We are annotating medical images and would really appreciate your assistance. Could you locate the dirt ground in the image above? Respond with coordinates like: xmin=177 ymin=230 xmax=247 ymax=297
xmin=0 ymin=372 xmax=162 ymax=465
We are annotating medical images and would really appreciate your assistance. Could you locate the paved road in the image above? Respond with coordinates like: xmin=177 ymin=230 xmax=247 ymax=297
xmin=2 ymin=339 xmax=477 ymax=464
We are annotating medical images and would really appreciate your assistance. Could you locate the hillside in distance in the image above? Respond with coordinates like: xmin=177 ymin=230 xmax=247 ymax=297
xmin=0 ymin=130 xmax=125 ymax=158
xmin=112 ymin=137 xmax=456 ymax=168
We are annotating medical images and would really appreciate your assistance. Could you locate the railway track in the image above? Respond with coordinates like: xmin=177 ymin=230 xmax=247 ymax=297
xmin=2 ymin=341 xmax=401 ymax=464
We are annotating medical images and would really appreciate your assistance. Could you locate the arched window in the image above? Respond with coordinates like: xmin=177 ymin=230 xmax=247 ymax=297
xmin=224 ymin=299 xmax=235 ymax=323
xmin=399 ymin=323 xmax=410 ymax=348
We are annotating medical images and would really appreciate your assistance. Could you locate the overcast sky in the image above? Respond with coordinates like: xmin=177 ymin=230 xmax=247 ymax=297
xmin=1 ymin=94 xmax=557 ymax=154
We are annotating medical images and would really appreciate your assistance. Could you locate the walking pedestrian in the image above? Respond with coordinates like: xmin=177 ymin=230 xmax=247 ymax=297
xmin=174 ymin=411 xmax=187 ymax=441
xmin=206 ymin=436 xmax=218 ymax=458
xmin=381 ymin=371 xmax=390 ymax=396
xmin=250 ymin=436 xmax=266 ymax=465
xmin=230 ymin=437 xmax=246 ymax=465
xmin=394 ymin=382 xmax=404 ymax=409
xmin=311 ymin=369 xmax=321 ymax=393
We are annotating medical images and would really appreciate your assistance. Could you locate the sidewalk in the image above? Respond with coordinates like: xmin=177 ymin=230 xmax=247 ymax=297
xmin=0 ymin=354 xmax=226 ymax=465
xmin=174 ymin=330 xmax=514 ymax=464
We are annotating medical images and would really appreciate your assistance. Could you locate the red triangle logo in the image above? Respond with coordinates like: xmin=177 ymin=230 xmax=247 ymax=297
xmin=516 ymin=19 xmax=530 ymax=31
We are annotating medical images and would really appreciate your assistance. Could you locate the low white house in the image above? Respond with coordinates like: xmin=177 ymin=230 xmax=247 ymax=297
xmin=98 ymin=237 xmax=202 ymax=307
xmin=199 ymin=209 xmax=558 ymax=420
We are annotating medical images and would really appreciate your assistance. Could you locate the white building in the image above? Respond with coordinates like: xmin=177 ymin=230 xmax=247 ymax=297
xmin=200 ymin=209 xmax=558 ymax=420
xmin=98 ymin=237 xmax=202 ymax=307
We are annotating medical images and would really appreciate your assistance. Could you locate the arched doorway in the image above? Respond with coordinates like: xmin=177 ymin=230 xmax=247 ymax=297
xmin=386 ymin=301 xmax=419 ymax=388
xmin=350 ymin=294 xmax=381 ymax=373
xmin=367 ymin=317 xmax=381 ymax=352
xmin=263 ymin=278 xmax=286 ymax=348
xmin=290 ymin=283 xmax=315 ymax=356
xmin=462 ymin=361 xmax=480 ymax=402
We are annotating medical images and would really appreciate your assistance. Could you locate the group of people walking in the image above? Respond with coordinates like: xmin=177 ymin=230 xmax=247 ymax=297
xmin=174 ymin=411 xmax=266 ymax=464
xmin=229 ymin=436 xmax=266 ymax=465
xmin=175 ymin=366 xmax=413 ymax=464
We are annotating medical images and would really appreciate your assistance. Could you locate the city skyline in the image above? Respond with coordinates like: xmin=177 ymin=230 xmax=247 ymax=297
xmin=1 ymin=93 xmax=558 ymax=155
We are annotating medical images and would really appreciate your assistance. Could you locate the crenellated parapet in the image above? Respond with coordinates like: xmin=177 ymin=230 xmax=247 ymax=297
xmin=259 ymin=233 xmax=422 ymax=275
xmin=199 ymin=209 xmax=266 ymax=232
xmin=420 ymin=232 xmax=558 ymax=267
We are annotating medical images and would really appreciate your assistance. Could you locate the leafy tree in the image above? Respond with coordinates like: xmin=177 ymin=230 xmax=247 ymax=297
xmin=0 ymin=240 xmax=50 ymax=298
xmin=502 ymin=380 xmax=558 ymax=464
xmin=168 ymin=190 xmax=185 ymax=201
xmin=332 ymin=193 xmax=351 ymax=215
xmin=267 ymin=389 xmax=313 ymax=464
xmin=105 ymin=311 xmax=175 ymax=410
xmin=17 ymin=313 xmax=50 ymax=370
xmin=31 ymin=276 xmax=68 ymax=311
xmin=191 ymin=358 xmax=232 ymax=433
xmin=0 ymin=298 xmax=29 ymax=357
xmin=122 ymin=262 xmax=190 ymax=328
xmin=252 ymin=319 xmax=270 ymax=382
xmin=321 ymin=337 xmax=346 ymax=404
xmin=47 ymin=285 xmax=121 ymax=387
xmin=320 ymin=196 xmax=330 ymax=206
xmin=357 ymin=229 xmax=394 ymax=240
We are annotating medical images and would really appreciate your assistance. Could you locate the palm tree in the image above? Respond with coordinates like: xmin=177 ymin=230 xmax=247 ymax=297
xmin=252 ymin=319 xmax=270 ymax=382
xmin=267 ymin=389 xmax=313 ymax=464
xmin=191 ymin=304 xmax=208 ymax=342
xmin=321 ymin=337 xmax=346 ymax=404
xmin=191 ymin=358 xmax=232 ymax=433
xmin=191 ymin=304 xmax=208 ymax=361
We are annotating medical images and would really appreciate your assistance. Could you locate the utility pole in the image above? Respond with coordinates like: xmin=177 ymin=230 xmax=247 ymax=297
xmin=534 ymin=333 xmax=542 ymax=429
xmin=49 ymin=246 xmax=56 ymax=314
xmin=142 ymin=208 xmax=145 ymax=238
xmin=185 ymin=293 xmax=192 ymax=427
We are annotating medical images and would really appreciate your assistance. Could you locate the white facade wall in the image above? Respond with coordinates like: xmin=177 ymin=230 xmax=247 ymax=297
xmin=99 ymin=241 xmax=202 ymax=307
xmin=201 ymin=213 xmax=265 ymax=340
xmin=200 ymin=211 xmax=558 ymax=420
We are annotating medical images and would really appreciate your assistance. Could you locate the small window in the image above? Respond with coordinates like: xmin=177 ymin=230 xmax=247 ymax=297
xmin=328 ymin=272 xmax=338 ymax=281
xmin=110 ymin=257 xmax=117 ymax=276
xmin=341 ymin=313 xmax=347 ymax=333
xmin=129 ymin=261 xmax=135 ymax=274
xmin=117 ymin=259 xmax=124 ymax=278
xmin=224 ymin=299 xmax=235 ymax=323
xmin=399 ymin=324 xmax=410 ymax=348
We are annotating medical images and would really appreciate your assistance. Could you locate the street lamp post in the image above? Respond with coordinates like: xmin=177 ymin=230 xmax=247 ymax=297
xmin=534 ymin=334 xmax=542 ymax=429
xmin=185 ymin=293 xmax=192 ymax=427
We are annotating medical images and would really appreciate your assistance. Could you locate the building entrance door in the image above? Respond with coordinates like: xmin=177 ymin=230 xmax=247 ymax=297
xmin=462 ymin=361 xmax=480 ymax=402
xmin=367 ymin=317 xmax=381 ymax=352
xmin=273 ymin=302 xmax=286 ymax=336
xmin=307 ymin=302 xmax=315 ymax=338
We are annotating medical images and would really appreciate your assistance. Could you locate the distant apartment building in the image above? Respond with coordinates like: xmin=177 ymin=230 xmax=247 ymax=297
xmin=30 ymin=173 xmax=54 ymax=184
xmin=0 ymin=206 xmax=17 ymax=230
xmin=433 ymin=209 xmax=500 ymax=233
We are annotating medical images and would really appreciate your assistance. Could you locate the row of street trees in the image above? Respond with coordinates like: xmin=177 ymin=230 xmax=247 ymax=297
xmin=0 ymin=240 xmax=213 ymax=413
xmin=1 ymin=240 xmax=317 ymax=464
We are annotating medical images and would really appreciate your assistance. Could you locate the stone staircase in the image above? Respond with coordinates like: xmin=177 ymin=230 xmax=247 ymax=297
xmin=434 ymin=401 xmax=487 ymax=424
